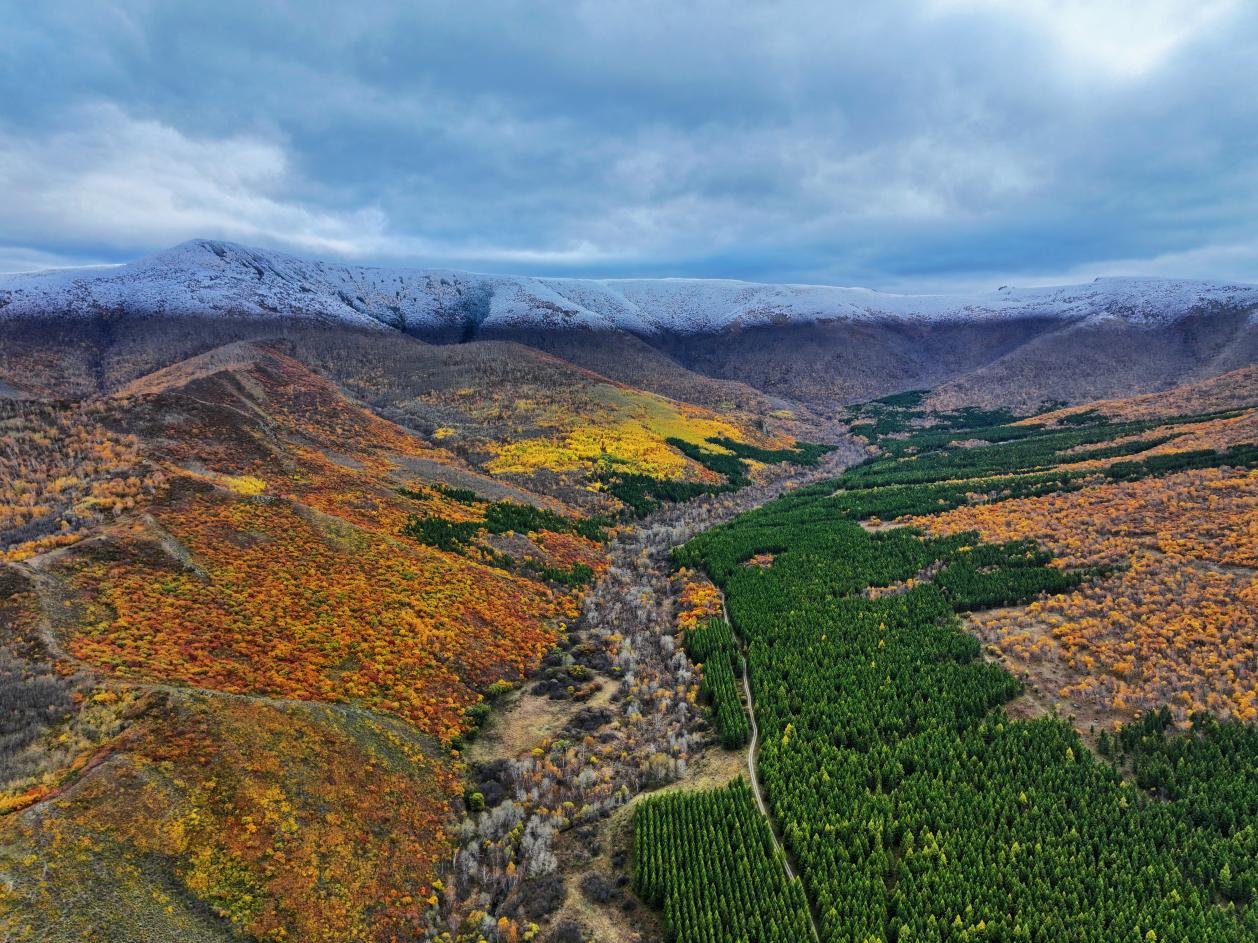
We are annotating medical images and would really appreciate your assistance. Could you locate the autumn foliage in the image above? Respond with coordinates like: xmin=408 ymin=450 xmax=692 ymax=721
xmin=674 ymin=569 xmax=724 ymax=630
xmin=912 ymin=466 xmax=1258 ymax=724
xmin=65 ymin=492 xmax=574 ymax=743
xmin=1 ymin=343 xmax=620 ymax=942
xmin=0 ymin=401 xmax=163 ymax=561
xmin=1 ymin=692 xmax=456 ymax=943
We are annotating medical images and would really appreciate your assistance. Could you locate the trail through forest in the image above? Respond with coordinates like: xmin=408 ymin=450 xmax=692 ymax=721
xmin=723 ymin=591 xmax=822 ymax=943
xmin=439 ymin=439 xmax=861 ymax=938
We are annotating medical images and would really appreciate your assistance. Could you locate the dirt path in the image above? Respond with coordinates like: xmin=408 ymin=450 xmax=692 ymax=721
xmin=723 ymin=594 xmax=821 ymax=943
xmin=440 ymin=443 xmax=861 ymax=939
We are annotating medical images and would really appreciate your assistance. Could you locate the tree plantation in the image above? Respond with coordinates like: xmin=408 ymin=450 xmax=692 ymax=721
xmin=681 ymin=618 xmax=749 ymax=748
xmin=634 ymin=780 xmax=813 ymax=943
xmin=637 ymin=403 xmax=1258 ymax=942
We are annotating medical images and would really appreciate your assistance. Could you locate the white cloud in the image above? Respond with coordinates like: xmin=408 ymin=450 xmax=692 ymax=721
xmin=3 ymin=3 xmax=1255 ymax=286
xmin=800 ymin=136 xmax=1041 ymax=221
xmin=885 ymin=238 xmax=1258 ymax=295
xmin=931 ymin=0 xmax=1240 ymax=78
xmin=0 ymin=104 xmax=389 ymax=258
xmin=0 ymin=103 xmax=652 ymax=271
xmin=0 ymin=246 xmax=119 ymax=275
xmin=1053 ymin=239 xmax=1258 ymax=285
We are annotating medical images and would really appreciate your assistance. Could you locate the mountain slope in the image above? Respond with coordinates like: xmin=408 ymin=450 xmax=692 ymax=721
xmin=922 ymin=304 xmax=1258 ymax=411
xmin=4 ymin=239 xmax=1257 ymax=336
xmin=1026 ymin=362 xmax=1258 ymax=424
xmin=5 ymin=239 xmax=1255 ymax=411
xmin=0 ymin=347 xmax=591 ymax=940
xmin=0 ymin=330 xmax=833 ymax=941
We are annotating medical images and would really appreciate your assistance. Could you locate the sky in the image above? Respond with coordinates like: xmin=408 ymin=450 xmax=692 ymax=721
xmin=1 ymin=1 xmax=1256 ymax=290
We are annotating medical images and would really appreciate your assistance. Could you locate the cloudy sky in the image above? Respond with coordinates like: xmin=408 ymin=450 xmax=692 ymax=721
xmin=2 ymin=1 xmax=1256 ymax=289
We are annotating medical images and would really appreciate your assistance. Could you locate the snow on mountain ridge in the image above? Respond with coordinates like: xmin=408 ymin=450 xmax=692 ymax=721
xmin=1 ymin=239 xmax=1255 ymax=334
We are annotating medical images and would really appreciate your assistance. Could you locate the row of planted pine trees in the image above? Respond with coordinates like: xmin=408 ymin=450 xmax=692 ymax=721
xmin=633 ymin=409 xmax=1257 ymax=942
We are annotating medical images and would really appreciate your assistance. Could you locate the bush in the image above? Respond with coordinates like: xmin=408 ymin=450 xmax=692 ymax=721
xmin=399 ymin=515 xmax=479 ymax=552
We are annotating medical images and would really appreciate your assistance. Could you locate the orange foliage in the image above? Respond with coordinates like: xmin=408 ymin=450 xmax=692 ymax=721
xmin=1026 ymin=363 xmax=1258 ymax=426
xmin=2 ymin=693 xmax=456 ymax=943
xmin=0 ymin=401 xmax=163 ymax=561
xmin=65 ymin=493 xmax=575 ymax=742
xmin=532 ymin=529 xmax=608 ymax=572
xmin=912 ymin=467 xmax=1258 ymax=724
xmin=1 ymin=342 xmax=628 ymax=939
xmin=675 ymin=570 xmax=723 ymax=630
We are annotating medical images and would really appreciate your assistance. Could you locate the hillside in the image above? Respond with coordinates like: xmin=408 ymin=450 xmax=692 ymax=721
xmin=1 ymin=245 xmax=1255 ymax=943
xmin=3 ymin=240 xmax=1257 ymax=410
xmin=1026 ymin=362 xmax=1258 ymax=424
xmin=0 ymin=331 xmax=833 ymax=942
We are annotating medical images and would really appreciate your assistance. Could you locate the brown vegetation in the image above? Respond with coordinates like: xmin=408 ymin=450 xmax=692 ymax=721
xmin=911 ymin=467 xmax=1258 ymax=725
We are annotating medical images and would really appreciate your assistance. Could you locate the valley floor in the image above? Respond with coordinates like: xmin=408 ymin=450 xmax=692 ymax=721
xmin=432 ymin=445 xmax=860 ymax=942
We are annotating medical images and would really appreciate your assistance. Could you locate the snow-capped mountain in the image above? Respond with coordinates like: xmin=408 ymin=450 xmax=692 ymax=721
xmin=2 ymin=240 xmax=1256 ymax=336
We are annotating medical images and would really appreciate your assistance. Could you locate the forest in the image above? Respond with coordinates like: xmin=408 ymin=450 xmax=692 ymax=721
xmin=640 ymin=400 xmax=1258 ymax=942
xmin=3 ymin=326 xmax=1254 ymax=942
xmin=634 ymin=780 xmax=812 ymax=943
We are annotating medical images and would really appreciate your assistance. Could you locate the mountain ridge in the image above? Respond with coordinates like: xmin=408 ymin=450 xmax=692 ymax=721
xmin=4 ymin=239 xmax=1256 ymax=337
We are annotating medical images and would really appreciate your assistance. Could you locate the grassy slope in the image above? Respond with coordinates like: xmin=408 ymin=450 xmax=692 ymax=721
xmin=0 ymin=337 xmax=811 ymax=941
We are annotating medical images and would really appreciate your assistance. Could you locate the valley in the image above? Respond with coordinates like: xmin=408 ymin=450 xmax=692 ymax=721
xmin=0 ymin=291 xmax=844 ymax=941
xmin=0 ymin=243 xmax=1255 ymax=943
xmin=649 ymin=376 xmax=1258 ymax=942
xmin=7 ymin=0 xmax=1258 ymax=937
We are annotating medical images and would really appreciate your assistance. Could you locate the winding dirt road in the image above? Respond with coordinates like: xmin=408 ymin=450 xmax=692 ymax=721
xmin=723 ymin=594 xmax=821 ymax=943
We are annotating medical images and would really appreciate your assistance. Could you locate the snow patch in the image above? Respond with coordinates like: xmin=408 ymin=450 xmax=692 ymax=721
xmin=2 ymin=239 xmax=1256 ymax=335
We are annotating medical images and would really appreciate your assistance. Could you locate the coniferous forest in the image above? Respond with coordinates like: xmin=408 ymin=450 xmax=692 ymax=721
xmin=638 ymin=405 xmax=1258 ymax=943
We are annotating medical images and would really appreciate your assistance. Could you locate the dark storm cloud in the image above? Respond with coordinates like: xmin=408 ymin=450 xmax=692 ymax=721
xmin=2 ymin=1 xmax=1255 ymax=288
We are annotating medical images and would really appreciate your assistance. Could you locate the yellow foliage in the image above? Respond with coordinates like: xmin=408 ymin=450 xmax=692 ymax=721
xmin=915 ymin=467 xmax=1258 ymax=725
xmin=221 ymin=475 xmax=267 ymax=496
xmin=486 ymin=385 xmax=753 ymax=481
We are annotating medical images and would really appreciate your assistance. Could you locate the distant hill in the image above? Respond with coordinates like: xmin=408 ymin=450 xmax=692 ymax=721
xmin=2 ymin=238 xmax=1256 ymax=410
xmin=4 ymin=238 xmax=1256 ymax=335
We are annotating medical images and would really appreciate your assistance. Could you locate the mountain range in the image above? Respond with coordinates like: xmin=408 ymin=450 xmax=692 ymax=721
xmin=3 ymin=238 xmax=1257 ymax=943
xmin=3 ymin=239 xmax=1257 ymax=408
xmin=3 ymin=238 xmax=1257 ymax=334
